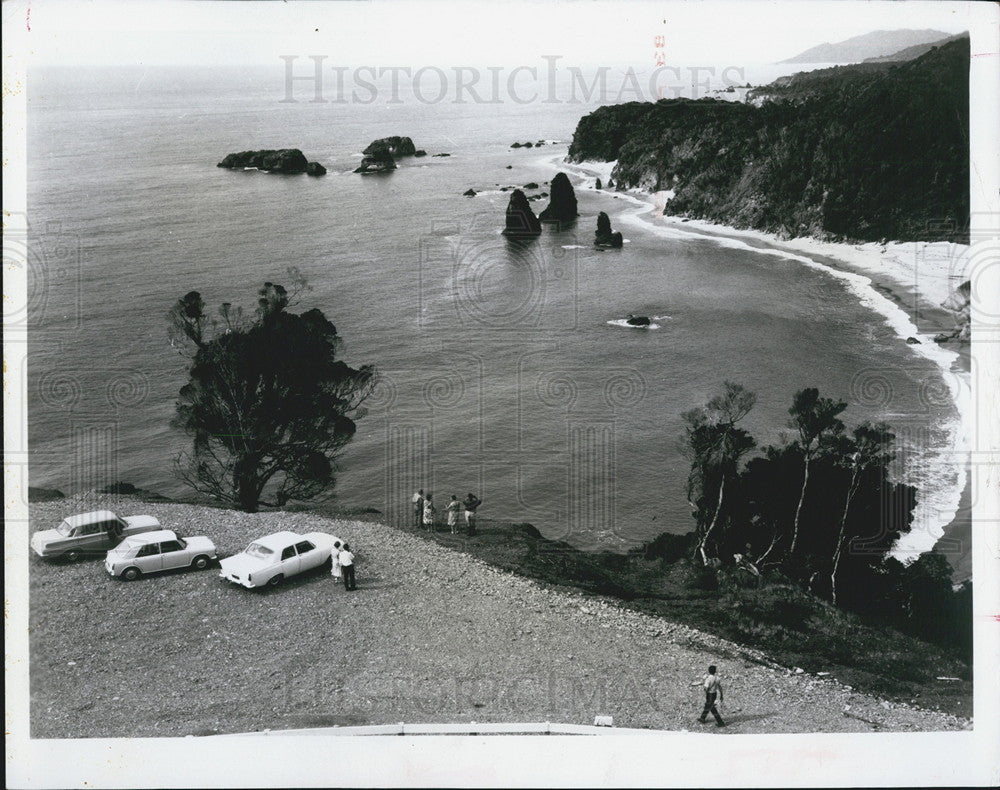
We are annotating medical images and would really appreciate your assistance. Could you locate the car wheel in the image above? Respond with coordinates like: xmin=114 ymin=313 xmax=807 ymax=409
xmin=65 ymin=550 xmax=81 ymax=562
xmin=191 ymin=555 xmax=210 ymax=571
xmin=267 ymin=574 xmax=284 ymax=587
xmin=122 ymin=567 xmax=141 ymax=581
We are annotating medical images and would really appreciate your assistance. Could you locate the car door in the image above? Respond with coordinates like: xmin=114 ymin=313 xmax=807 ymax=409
xmin=159 ymin=538 xmax=188 ymax=570
xmin=75 ymin=521 xmax=107 ymax=553
xmin=279 ymin=544 xmax=301 ymax=578
xmin=135 ymin=543 xmax=162 ymax=574
xmin=294 ymin=540 xmax=323 ymax=572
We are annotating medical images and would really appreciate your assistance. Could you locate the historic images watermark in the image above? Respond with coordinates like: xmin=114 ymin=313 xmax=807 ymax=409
xmin=279 ymin=55 xmax=748 ymax=104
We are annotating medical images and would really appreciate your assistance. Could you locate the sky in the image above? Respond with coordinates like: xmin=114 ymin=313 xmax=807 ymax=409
xmin=12 ymin=0 xmax=977 ymax=68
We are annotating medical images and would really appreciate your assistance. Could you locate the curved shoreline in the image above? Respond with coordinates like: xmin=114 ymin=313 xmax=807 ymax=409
xmin=549 ymin=152 xmax=971 ymax=572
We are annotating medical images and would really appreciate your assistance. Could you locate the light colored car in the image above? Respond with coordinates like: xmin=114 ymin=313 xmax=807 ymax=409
xmin=105 ymin=529 xmax=218 ymax=581
xmin=219 ymin=530 xmax=340 ymax=589
xmin=30 ymin=510 xmax=161 ymax=561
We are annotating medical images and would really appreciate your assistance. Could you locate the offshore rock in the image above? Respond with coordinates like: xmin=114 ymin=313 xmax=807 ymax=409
xmin=217 ymin=149 xmax=318 ymax=175
xmin=363 ymin=136 xmax=417 ymax=157
xmin=502 ymin=189 xmax=542 ymax=238
xmin=594 ymin=212 xmax=623 ymax=248
xmin=539 ymin=172 xmax=579 ymax=226
xmin=354 ymin=142 xmax=397 ymax=173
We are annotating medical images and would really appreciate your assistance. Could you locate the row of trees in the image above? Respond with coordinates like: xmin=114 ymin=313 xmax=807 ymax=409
xmin=683 ymin=382 xmax=917 ymax=607
xmin=681 ymin=381 xmax=970 ymax=653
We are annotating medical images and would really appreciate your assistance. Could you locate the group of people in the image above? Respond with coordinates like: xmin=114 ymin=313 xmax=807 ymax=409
xmin=329 ymin=539 xmax=357 ymax=591
xmin=411 ymin=489 xmax=482 ymax=535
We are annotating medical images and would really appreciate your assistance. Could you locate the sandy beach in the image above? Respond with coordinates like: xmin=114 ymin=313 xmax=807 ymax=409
xmin=558 ymin=155 xmax=973 ymax=578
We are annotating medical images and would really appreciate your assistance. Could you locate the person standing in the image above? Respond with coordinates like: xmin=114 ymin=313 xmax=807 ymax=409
xmin=463 ymin=492 xmax=482 ymax=536
xmin=445 ymin=495 xmax=462 ymax=534
xmin=422 ymin=493 xmax=436 ymax=531
xmin=698 ymin=664 xmax=725 ymax=726
xmin=339 ymin=543 xmax=356 ymax=591
xmin=330 ymin=539 xmax=343 ymax=582
xmin=411 ymin=489 xmax=425 ymax=528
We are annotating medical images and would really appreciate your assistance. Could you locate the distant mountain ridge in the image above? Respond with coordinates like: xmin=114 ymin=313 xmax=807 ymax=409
xmin=864 ymin=32 xmax=967 ymax=62
xmin=782 ymin=29 xmax=952 ymax=63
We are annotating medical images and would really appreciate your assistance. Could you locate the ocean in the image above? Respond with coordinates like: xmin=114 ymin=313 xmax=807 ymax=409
xmin=26 ymin=64 xmax=964 ymax=558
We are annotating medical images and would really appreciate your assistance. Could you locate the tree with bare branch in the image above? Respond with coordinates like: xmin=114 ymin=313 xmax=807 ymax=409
xmin=169 ymin=274 xmax=376 ymax=512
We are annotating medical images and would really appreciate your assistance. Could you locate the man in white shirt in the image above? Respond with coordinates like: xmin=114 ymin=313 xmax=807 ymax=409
xmin=411 ymin=489 xmax=424 ymax=528
xmin=339 ymin=544 xmax=356 ymax=591
xmin=699 ymin=664 xmax=725 ymax=726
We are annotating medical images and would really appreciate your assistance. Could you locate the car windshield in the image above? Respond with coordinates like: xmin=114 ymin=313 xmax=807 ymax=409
xmin=245 ymin=542 xmax=274 ymax=559
xmin=56 ymin=520 xmax=74 ymax=536
xmin=116 ymin=517 xmax=129 ymax=530
xmin=113 ymin=546 xmax=138 ymax=559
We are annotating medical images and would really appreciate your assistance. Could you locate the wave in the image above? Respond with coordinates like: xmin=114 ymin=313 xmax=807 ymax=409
xmin=607 ymin=318 xmax=661 ymax=330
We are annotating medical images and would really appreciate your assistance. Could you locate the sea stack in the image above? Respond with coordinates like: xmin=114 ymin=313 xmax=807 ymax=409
xmin=217 ymin=149 xmax=325 ymax=175
xmin=538 ymin=172 xmax=578 ymax=226
xmin=594 ymin=212 xmax=623 ymax=248
xmin=502 ymin=189 xmax=542 ymax=238
xmin=363 ymin=136 xmax=417 ymax=157
xmin=355 ymin=141 xmax=397 ymax=173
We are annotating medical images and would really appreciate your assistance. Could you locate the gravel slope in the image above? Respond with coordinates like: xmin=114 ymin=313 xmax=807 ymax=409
xmin=28 ymin=496 xmax=970 ymax=737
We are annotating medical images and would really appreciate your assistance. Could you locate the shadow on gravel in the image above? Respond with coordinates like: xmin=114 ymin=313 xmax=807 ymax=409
xmin=721 ymin=710 xmax=779 ymax=726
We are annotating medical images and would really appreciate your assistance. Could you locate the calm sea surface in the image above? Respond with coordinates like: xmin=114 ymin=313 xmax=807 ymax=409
xmin=26 ymin=66 xmax=962 ymax=553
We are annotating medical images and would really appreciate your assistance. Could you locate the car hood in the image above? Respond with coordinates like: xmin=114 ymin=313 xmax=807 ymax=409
xmin=30 ymin=529 xmax=64 ymax=550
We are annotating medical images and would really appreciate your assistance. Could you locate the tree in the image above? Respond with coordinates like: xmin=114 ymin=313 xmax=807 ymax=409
xmin=683 ymin=382 xmax=757 ymax=565
xmin=829 ymin=422 xmax=894 ymax=605
xmin=787 ymin=388 xmax=847 ymax=556
xmin=169 ymin=277 xmax=376 ymax=512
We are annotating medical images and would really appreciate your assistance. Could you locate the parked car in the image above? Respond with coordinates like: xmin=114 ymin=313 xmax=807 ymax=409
xmin=219 ymin=530 xmax=340 ymax=588
xmin=105 ymin=529 xmax=218 ymax=581
xmin=30 ymin=510 xmax=161 ymax=561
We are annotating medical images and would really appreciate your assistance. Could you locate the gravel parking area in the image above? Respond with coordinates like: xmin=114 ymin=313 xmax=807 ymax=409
xmin=27 ymin=496 xmax=970 ymax=737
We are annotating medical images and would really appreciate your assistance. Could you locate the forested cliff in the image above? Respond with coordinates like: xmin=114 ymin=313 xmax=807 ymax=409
xmin=568 ymin=38 xmax=969 ymax=243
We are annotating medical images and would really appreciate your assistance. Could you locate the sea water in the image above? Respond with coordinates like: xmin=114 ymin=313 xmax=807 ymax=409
xmin=25 ymin=65 xmax=964 ymax=560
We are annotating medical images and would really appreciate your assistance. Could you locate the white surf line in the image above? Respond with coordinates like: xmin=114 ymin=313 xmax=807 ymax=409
xmin=545 ymin=154 xmax=970 ymax=560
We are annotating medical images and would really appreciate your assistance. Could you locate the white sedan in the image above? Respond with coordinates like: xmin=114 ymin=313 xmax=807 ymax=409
xmin=219 ymin=530 xmax=341 ymax=589
xmin=105 ymin=529 xmax=217 ymax=580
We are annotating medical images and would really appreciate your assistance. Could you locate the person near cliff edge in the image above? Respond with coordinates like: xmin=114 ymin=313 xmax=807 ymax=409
xmin=422 ymin=493 xmax=436 ymax=531
xmin=463 ymin=492 xmax=482 ymax=536
xmin=696 ymin=664 xmax=725 ymax=727
xmin=446 ymin=495 xmax=462 ymax=534
xmin=411 ymin=488 xmax=425 ymax=528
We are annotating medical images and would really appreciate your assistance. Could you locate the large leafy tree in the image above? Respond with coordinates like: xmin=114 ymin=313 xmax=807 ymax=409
xmin=169 ymin=277 xmax=376 ymax=512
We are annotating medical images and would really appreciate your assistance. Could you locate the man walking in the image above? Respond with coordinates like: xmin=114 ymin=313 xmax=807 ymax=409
xmin=698 ymin=664 xmax=725 ymax=726
xmin=339 ymin=543 xmax=356 ymax=591
xmin=463 ymin=492 xmax=482 ymax=536
xmin=411 ymin=489 xmax=425 ymax=528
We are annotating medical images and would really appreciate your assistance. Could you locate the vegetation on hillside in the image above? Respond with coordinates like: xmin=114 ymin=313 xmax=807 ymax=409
xmin=568 ymin=37 xmax=969 ymax=243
